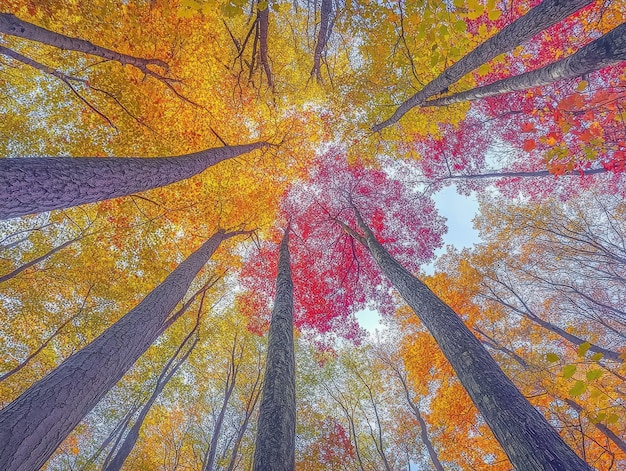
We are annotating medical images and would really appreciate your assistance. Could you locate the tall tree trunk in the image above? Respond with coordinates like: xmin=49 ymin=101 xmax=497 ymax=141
xmin=443 ymin=166 xmax=608 ymax=181
xmin=311 ymin=0 xmax=333 ymax=82
xmin=253 ymin=229 xmax=296 ymax=471
xmin=0 ymin=233 xmax=84 ymax=284
xmin=203 ymin=334 xmax=241 ymax=471
xmin=0 ymin=229 xmax=244 ymax=471
xmin=394 ymin=369 xmax=445 ymax=471
xmin=82 ymin=402 xmax=140 ymax=471
xmin=0 ymin=142 xmax=267 ymax=219
xmin=257 ymin=6 xmax=273 ymax=89
xmin=424 ymin=23 xmax=626 ymax=107
xmin=225 ymin=357 xmax=263 ymax=471
xmin=372 ymin=0 xmax=593 ymax=132
xmin=484 ymin=285 xmax=623 ymax=363
xmin=0 ymin=285 xmax=92 ymax=383
xmin=345 ymin=207 xmax=592 ymax=471
xmin=103 ymin=303 xmax=203 ymax=471
xmin=0 ymin=13 xmax=169 ymax=75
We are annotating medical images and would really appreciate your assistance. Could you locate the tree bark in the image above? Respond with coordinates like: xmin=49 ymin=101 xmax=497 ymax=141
xmin=0 ymin=230 xmax=241 ymax=471
xmin=0 ymin=142 xmax=267 ymax=219
xmin=0 ymin=13 xmax=169 ymax=75
xmin=253 ymin=229 xmax=296 ymax=471
xmin=424 ymin=23 xmax=626 ymax=107
xmin=203 ymin=335 xmax=241 ymax=471
xmin=372 ymin=0 xmax=593 ymax=132
xmin=103 ymin=305 xmax=202 ymax=471
xmin=346 ymin=207 xmax=592 ymax=471
xmin=311 ymin=0 xmax=333 ymax=82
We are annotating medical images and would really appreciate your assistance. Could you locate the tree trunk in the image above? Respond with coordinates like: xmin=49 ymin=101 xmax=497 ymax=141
xmin=0 ymin=142 xmax=267 ymax=219
xmin=372 ymin=0 xmax=593 ymax=132
xmin=0 ymin=234 xmax=83 ymax=284
xmin=225 ymin=359 xmax=263 ymax=471
xmin=424 ymin=23 xmax=626 ymax=107
xmin=395 ymin=371 xmax=444 ymax=471
xmin=203 ymin=335 xmax=240 ymax=471
xmin=0 ymin=229 xmax=242 ymax=471
xmin=444 ymin=167 xmax=608 ymax=181
xmin=0 ymin=13 xmax=169 ymax=74
xmin=0 ymin=285 xmax=92 ymax=383
xmin=103 ymin=308 xmax=202 ymax=471
xmin=311 ymin=0 xmax=333 ymax=82
xmin=347 ymin=207 xmax=592 ymax=471
xmin=257 ymin=6 xmax=273 ymax=89
xmin=253 ymin=229 xmax=296 ymax=471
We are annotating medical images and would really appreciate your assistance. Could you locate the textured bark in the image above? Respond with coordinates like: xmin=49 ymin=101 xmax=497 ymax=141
xmin=0 ymin=13 xmax=168 ymax=74
xmin=424 ymin=23 xmax=626 ymax=107
xmin=103 ymin=320 xmax=200 ymax=471
xmin=372 ymin=0 xmax=593 ymax=131
xmin=0 ymin=230 xmax=238 ymax=471
xmin=0 ymin=141 xmax=267 ymax=219
xmin=203 ymin=335 xmax=241 ymax=471
xmin=253 ymin=229 xmax=295 ymax=471
xmin=311 ymin=0 xmax=333 ymax=82
xmin=348 ymin=208 xmax=592 ymax=471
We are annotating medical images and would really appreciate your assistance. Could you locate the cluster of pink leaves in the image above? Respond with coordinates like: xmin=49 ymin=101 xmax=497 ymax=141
xmin=239 ymin=148 xmax=446 ymax=341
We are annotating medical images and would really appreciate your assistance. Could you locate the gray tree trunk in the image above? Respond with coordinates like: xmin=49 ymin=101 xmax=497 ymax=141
xmin=443 ymin=166 xmax=608 ymax=181
xmin=0 ymin=142 xmax=266 ymax=219
xmin=347 ymin=207 xmax=592 ymax=471
xmin=424 ymin=23 xmax=626 ymax=107
xmin=103 ymin=313 xmax=201 ymax=471
xmin=252 ymin=229 xmax=295 ymax=471
xmin=0 ymin=13 xmax=168 ymax=74
xmin=395 ymin=371 xmax=444 ymax=471
xmin=0 ymin=230 xmax=241 ymax=471
xmin=372 ymin=0 xmax=593 ymax=132
xmin=203 ymin=335 xmax=241 ymax=471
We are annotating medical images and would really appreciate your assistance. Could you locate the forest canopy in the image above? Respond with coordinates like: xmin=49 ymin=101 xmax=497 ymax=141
xmin=0 ymin=0 xmax=625 ymax=470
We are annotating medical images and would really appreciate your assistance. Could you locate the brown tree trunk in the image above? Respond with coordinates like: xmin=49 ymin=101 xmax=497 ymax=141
xmin=311 ymin=0 xmax=333 ymax=82
xmin=253 ymin=229 xmax=296 ymax=471
xmin=0 ymin=230 xmax=243 ymax=471
xmin=0 ymin=13 xmax=169 ymax=75
xmin=103 ymin=306 xmax=202 ymax=471
xmin=0 ymin=142 xmax=267 ymax=219
xmin=346 ymin=207 xmax=592 ymax=471
xmin=424 ymin=23 xmax=626 ymax=107
xmin=372 ymin=0 xmax=593 ymax=132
